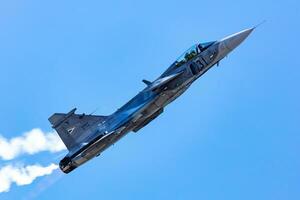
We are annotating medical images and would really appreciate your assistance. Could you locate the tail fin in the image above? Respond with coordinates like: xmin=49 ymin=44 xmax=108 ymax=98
xmin=48 ymin=108 xmax=107 ymax=151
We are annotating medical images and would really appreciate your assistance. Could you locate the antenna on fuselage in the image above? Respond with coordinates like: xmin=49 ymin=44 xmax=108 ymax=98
xmin=89 ymin=107 xmax=99 ymax=115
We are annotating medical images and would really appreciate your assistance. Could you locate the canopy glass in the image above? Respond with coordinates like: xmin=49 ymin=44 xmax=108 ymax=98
xmin=174 ymin=41 xmax=216 ymax=67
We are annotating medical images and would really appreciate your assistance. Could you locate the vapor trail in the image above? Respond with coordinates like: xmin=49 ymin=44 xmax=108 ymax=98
xmin=0 ymin=163 xmax=59 ymax=193
xmin=0 ymin=128 xmax=66 ymax=160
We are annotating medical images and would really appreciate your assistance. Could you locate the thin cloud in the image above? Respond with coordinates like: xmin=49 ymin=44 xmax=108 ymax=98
xmin=0 ymin=163 xmax=59 ymax=193
xmin=0 ymin=128 xmax=66 ymax=160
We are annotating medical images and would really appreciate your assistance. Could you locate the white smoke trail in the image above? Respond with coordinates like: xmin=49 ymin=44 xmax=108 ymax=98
xmin=0 ymin=163 xmax=59 ymax=193
xmin=0 ymin=128 xmax=66 ymax=160
xmin=22 ymin=168 xmax=64 ymax=200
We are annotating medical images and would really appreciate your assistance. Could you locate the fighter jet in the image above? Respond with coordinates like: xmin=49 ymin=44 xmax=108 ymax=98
xmin=49 ymin=27 xmax=254 ymax=173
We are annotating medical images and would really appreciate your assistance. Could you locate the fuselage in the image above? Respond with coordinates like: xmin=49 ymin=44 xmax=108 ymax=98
xmin=59 ymin=28 xmax=254 ymax=173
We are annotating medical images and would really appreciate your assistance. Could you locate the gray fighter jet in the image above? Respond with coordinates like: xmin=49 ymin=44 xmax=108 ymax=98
xmin=49 ymin=27 xmax=254 ymax=173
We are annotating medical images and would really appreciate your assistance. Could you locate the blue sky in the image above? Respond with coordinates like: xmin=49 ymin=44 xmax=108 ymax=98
xmin=0 ymin=0 xmax=299 ymax=199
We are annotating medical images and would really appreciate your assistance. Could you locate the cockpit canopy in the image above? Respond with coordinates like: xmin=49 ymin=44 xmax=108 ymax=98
xmin=174 ymin=41 xmax=216 ymax=67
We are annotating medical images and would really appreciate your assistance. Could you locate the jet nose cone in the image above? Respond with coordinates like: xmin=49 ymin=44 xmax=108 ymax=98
xmin=221 ymin=28 xmax=254 ymax=50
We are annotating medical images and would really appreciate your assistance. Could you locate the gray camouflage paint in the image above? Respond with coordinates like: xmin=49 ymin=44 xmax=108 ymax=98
xmin=49 ymin=27 xmax=254 ymax=173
